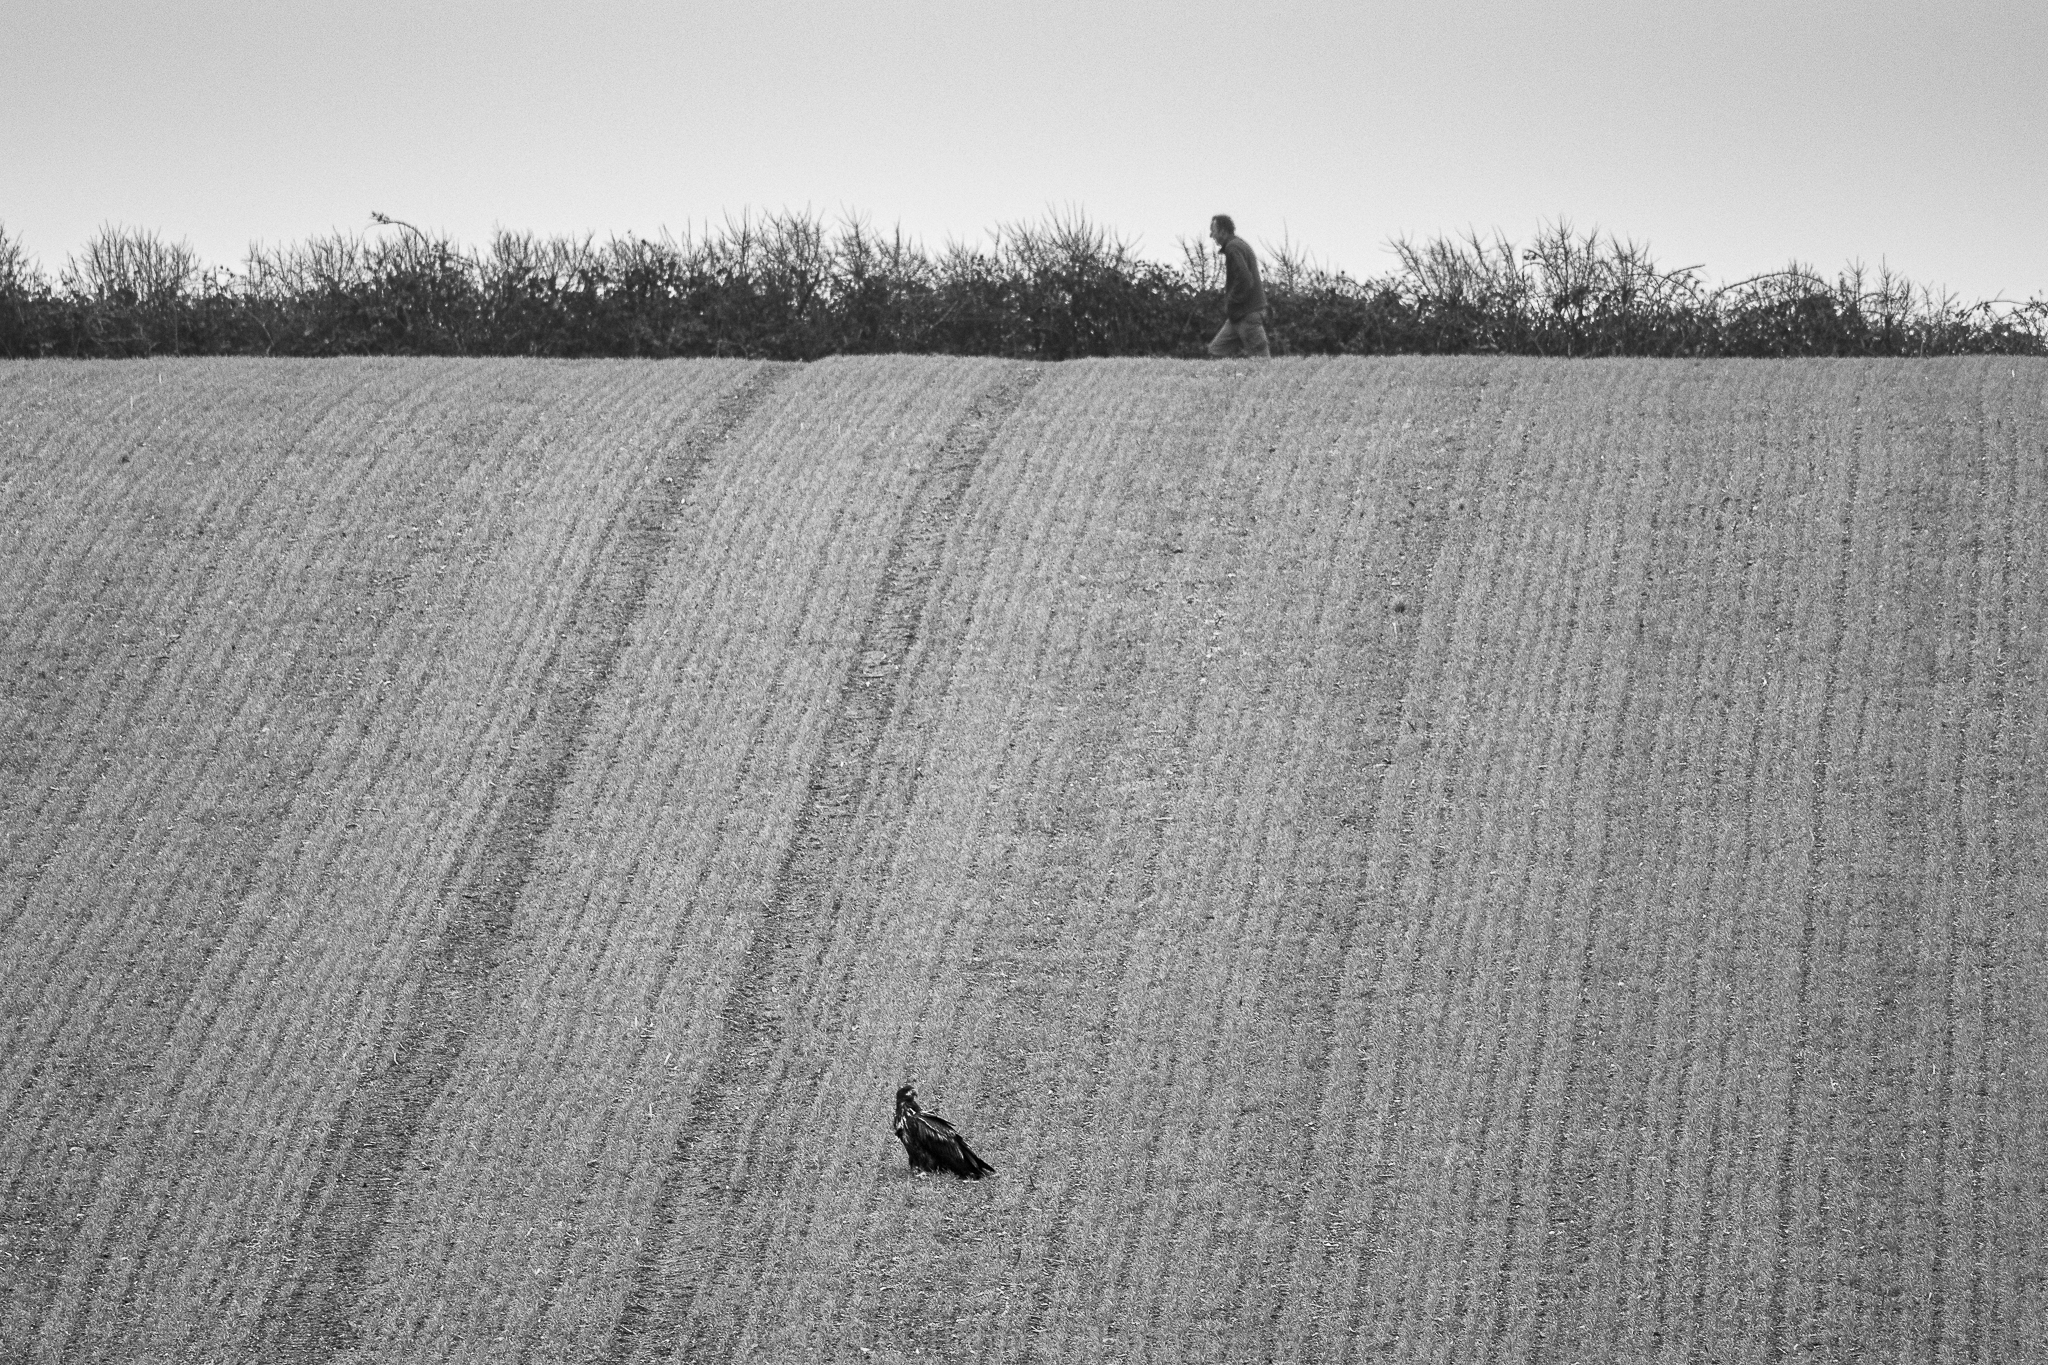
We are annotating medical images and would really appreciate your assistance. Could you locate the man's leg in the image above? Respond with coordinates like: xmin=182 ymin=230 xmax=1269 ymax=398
xmin=1207 ymin=318 xmax=1243 ymax=357
xmin=1237 ymin=310 xmax=1271 ymax=359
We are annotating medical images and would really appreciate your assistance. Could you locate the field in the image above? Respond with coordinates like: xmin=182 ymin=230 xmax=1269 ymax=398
xmin=3 ymin=354 xmax=2045 ymax=1363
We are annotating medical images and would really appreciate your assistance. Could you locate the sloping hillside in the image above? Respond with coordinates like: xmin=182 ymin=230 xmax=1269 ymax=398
xmin=3 ymin=356 xmax=2044 ymax=1363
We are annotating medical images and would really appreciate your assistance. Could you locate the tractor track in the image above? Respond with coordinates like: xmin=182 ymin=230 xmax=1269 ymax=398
xmin=603 ymin=363 xmax=1041 ymax=1365
xmin=255 ymin=363 xmax=787 ymax=1362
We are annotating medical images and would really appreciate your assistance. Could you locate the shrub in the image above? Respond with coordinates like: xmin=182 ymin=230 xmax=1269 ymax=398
xmin=0 ymin=212 xmax=2039 ymax=360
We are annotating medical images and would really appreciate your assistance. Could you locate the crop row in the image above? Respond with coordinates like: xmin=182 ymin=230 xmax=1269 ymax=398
xmin=3 ymin=357 xmax=2043 ymax=1363
xmin=1 ymin=358 xmax=757 ymax=1357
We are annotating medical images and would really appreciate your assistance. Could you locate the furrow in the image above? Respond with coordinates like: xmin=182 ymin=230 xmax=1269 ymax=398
xmin=8 ymin=356 xmax=2044 ymax=1363
xmin=1762 ymin=370 xmax=1867 ymax=1363
xmin=1404 ymin=371 xmax=1590 ymax=1360
xmin=256 ymin=363 xmax=787 ymax=1361
xmin=3 ymin=368 xmax=459 ymax=1354
xmin=1497 ymin=370 xmax=1656 ymax=1365
xmin=1929 ymin=367 xmax=2007 ymax=1363
xmin=1326 ymin=367 xmax=1536 ymax=1358
xmin=1979 ymin=360 xmax=2048 ymax=1363
xmin=602 ymin=363 xmax=1040 ymax=1365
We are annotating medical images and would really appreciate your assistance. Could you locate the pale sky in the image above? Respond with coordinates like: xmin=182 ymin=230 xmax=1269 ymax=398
xmin=6 ymin=0 xmax=2044 ymax=300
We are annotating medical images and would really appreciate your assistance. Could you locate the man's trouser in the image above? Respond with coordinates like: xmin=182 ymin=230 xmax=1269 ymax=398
xmin=1208 ymin=310 xmax=1271 ymax=358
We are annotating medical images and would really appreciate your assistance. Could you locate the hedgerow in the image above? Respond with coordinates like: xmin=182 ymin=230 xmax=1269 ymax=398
xmin=2 ymin=211 xmax=2041 ymax=360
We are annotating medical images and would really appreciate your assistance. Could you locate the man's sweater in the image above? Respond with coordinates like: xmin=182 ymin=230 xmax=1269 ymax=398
xmin=1222 ymin=235 xmax=1267 ymax=320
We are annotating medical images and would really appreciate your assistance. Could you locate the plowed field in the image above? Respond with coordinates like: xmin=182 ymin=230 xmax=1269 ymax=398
xmin=3 ymin=356 xmax=2044 ymax=1363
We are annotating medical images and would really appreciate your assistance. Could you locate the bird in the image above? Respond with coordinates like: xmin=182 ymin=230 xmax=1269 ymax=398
xmin=893 ymin=1082 xmax=995 ymax=1179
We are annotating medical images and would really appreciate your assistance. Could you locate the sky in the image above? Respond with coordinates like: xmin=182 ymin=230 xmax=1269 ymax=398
xmin=6 ymin=0 xmax=2044 ymax=300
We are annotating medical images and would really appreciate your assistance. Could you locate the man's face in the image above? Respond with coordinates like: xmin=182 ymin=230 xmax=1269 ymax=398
xmin=1209 ymin=221 xmax=1228 ymax=247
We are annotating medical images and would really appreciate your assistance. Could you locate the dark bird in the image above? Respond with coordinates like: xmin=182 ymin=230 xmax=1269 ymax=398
xmin=893 ymin=1083 xmax=995 ymax=1179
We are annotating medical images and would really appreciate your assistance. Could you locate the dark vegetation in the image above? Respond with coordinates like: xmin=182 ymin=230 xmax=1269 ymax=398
xmin=2 ymin=211 xmax=2041 ymax=361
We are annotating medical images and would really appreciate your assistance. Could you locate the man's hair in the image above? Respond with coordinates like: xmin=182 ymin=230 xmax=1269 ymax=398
xmin=1211 ymin=214 xmax=1235 ymax=235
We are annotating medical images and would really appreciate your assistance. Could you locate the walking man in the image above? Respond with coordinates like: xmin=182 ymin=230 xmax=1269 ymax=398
xmin=1206 ymin=214 xmax=1270 ymax=359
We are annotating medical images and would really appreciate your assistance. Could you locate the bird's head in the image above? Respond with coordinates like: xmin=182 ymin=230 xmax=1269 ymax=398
xmin=895 ymin=1082 xmax=918 ymax=1109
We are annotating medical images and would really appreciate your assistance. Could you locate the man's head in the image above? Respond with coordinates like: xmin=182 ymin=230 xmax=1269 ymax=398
xmin=1209 ymin=214 xmax=1234 ymax=247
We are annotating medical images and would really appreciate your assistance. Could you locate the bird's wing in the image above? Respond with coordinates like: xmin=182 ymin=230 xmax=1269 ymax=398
xmin=903 ymin=1113 xmax=955 ymax=1167
xmin=908 ymin=1111 xmax=994 ymax=1177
